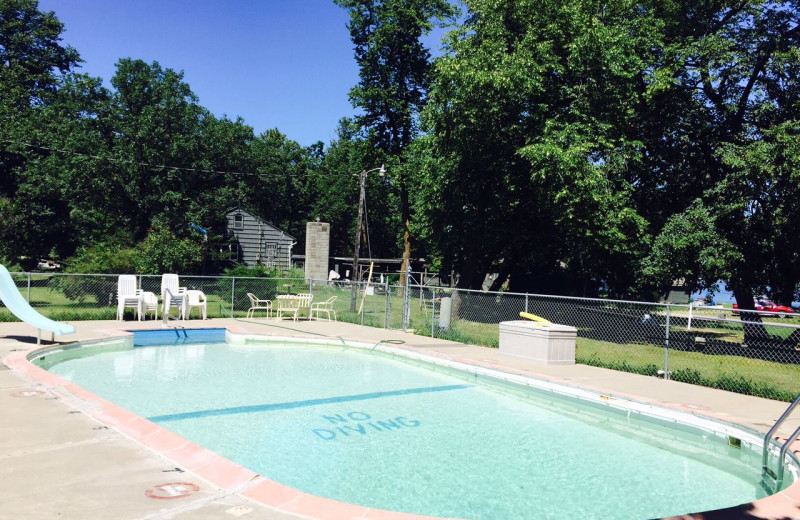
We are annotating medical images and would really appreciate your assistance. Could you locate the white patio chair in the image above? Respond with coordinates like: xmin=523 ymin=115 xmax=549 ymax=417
xmin=185 ymin=289 xmax=207 ymax=320
xmin=141 ymin=291 xmax=158 ymax=320
xmin=161 ymin=273 xmax=187 ymax=319
xmin=311 ymin=296 xmax=337 ymax=321
xmin=276 ymin=293 xmax=313 ymax=321
xmin=117 ymin=275 xmax=142 ymax=321
xmin=247 ymin=293 xmax=272 ymax=318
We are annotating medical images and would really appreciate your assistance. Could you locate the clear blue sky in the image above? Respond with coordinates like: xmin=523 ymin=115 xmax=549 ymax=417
xmin=38 ymin=0 xmax=363 ymax=146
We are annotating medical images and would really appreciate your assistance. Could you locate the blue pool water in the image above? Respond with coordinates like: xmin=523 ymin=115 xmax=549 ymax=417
xmin=129 ymin=328 xmax=226 ymax=347
xmin=43 ymin=338 xmax=774 ymax=519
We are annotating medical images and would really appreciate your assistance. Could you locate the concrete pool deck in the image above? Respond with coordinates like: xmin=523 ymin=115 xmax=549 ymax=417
xmin=1 ymin=317 xmax=799 ymax=520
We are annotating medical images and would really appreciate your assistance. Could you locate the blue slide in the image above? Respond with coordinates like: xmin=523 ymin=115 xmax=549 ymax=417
xmin=0 ymin=264 xmax=75 ymax=343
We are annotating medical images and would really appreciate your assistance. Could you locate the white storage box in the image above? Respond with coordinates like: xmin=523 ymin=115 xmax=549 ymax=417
xmin=499 ymin=320 xmax=577 ymax=365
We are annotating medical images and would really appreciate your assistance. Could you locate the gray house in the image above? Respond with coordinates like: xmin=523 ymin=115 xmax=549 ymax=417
xmin=225 ymin=208 xmax=296 ymax=270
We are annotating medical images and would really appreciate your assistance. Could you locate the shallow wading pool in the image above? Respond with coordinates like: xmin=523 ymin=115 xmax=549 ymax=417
xmin=34 ymin=329 xmax=798 ymax=519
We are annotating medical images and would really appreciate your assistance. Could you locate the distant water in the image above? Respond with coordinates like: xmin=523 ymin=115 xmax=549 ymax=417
xmin=691 ymin=282 xmax=799 ymax=307
xmin=690 ymin=284 xmax=735 ymax=304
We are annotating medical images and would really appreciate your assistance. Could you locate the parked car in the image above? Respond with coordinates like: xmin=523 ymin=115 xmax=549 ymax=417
xmin=36 ymin=259 xmax=62 ymax=271
xmin=732 ymin=298 xmax=795 ymax=318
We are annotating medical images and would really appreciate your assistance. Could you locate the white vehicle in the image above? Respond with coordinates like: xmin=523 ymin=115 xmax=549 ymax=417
xmin=37 ymin=260 xmax=62 ymax=271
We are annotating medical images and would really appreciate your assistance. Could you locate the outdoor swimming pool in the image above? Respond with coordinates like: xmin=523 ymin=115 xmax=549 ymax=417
xmin=36 ymin=330 xmax=796 ymax=519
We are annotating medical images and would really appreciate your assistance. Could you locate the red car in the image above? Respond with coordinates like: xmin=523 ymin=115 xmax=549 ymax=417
xmin=732 ymin=298 xmax=795 ymax=318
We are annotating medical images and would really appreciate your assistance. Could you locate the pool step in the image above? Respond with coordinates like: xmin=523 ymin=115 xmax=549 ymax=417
xmin=761 ymin=466 xmax=778 ymax=494
xmin=760 ymin=393 xmax=800 ymax=495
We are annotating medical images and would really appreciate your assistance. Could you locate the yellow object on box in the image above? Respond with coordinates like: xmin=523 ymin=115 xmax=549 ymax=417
xmin=519 ymin=312 xmax=552 ymax=325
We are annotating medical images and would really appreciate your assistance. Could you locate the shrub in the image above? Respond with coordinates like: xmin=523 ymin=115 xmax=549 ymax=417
xmin=132 ymin=228 xmax=204 ymax=274
xmin=67 ymin=244 xmax=138 ymax=274
xmin=218 ymin=264 xmax=280 ymax=311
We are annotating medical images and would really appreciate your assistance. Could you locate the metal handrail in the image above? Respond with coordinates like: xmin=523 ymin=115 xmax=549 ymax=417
xmin=775 ymin=424 xmax=800 ymax=489
xmin=762 ymin=393 xmax=800 ymax=491
xmin=161 ymin=288 xmax=185 ymax=325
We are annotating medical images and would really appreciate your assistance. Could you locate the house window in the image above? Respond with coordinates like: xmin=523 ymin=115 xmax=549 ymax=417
xmin=234 ymin=214 xmax=244 ymax=230
xmin=264 ymin=243 xmax=278 ymax=267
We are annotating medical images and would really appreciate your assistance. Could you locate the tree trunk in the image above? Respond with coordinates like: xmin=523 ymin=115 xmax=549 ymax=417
xmin=398 ymin=182 xmax=411 ymax=297
xmin=731 ymin=285 xmax=771 ymax=344
xmin=489 ymin=261 xmax=512 ymax=292
xmin=457 ymin=253 xmax=481 ymax=290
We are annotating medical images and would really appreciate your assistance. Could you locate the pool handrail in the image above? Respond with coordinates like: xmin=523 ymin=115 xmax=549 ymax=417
xmin=762 ymin=392 xmax=800 ymax=492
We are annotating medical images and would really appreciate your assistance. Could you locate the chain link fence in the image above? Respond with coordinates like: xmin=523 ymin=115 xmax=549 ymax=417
xmin=2 ymin=272 xmax=798 ymax=401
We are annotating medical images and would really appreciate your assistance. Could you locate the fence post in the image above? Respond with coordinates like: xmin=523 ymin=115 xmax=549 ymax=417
xmin=402 ymin=264 xmax=411 ymax=332
xmin=525 ymin=293 xmax=529 ymax=313
xmin=431 ymin=287 xmax=437 ymax=338
xmin=360 ymin=280 xmax=365 ymax=326
xmin=384 ymin=278 xmax=390 ymax=329
xmin=26 ymin=272 xmax=31 ymax=302
xmin=663 ymin=303 xmax=671 ymax=380
xmin=230 ymin=276 xmax=235 ymax=318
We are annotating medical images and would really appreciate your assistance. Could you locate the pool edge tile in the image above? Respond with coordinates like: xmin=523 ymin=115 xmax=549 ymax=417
xmin=241 ymin=478 xmax=303 ymax=509
xmin=191 ymin=455 xmax=258 ymax=491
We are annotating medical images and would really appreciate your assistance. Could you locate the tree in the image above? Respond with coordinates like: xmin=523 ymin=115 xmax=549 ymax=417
xmin=107 ymin=59 xmax=209 ymax=240
xmin=246 ymin=128 xmax=313 ymax=239
xmin=643 ymin=2 xmax=800 ymax=317
xmin=419 ymin=0 xmax=655 ymax=293
xmin=0 ymin=0 xmax=80 ymax=110
xmin=0 ymin=0 xmax=81 ymax=264
xmin=419 ymin=0 xmax=800 ymax=307
xmin=335 ymin=0 xmax=455 ymax=288
xmin=132 ymin=227 xmax=204 ymax=274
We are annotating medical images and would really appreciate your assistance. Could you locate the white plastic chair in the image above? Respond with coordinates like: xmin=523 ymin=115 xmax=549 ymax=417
xmin=276 ymin=293 xmax=313 ymax=321
xmin=311 ymin=296 xmax=337 ymax=321
xmin=185 ymin=290 xmax=207 ymax=320
xmin=141 ymin=291 xmax=158 ymax=320
xmin=247 ymin=293 xmax=272 ymax=318
xmin=161 ymin=273 xmax=187 ymax=319
xmin=117 ymin=275 xmax=142 ymax=321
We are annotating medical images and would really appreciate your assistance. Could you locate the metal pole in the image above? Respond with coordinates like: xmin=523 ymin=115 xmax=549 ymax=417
xmin=664 ymin=304 xmax=671 ymax=380
xmin=230 ymin=277 xmax=235 ymax=318
xmin=431 ymin=287 xmax=436 ymax=338
xmin=26 ymin=272 xmax=31 ymax=302
xmin=525 ymin=293 xmax=529 ymax=313
xmin=384 ymin=277 xmax=390 ymax=329
xmin=402 ymin=264 xmax=411 ymax=332
xmin=350 ymin=169 xmax=366 ymax=313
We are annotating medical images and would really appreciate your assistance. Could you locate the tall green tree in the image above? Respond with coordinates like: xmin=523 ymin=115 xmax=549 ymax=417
xmin=642 ymin=1 xmax=800 ymax=319
xmin=419 ymin=0 xmax=654 ymax=293
xmin=420 ymin=0 xmax=800 ymax=309
xmin=107 ymin=58 xmax=210 ymax=239
xmin=0 ymin=0 xmax=79 ymax=111
xmin=335 ymin=0 xmax=455 ymax=284
xmin=11 ymin=72 xmax=114 ymax=259
xmin=0 ymin=0 xmax=82 ymax=264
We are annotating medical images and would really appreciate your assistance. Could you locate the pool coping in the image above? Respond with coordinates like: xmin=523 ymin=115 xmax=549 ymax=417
xmin=4 ymin=324 xmax=800 ymax=520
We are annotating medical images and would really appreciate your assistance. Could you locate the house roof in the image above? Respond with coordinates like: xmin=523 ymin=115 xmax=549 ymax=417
xmin=225 ymin=207 xmax=296 ymax=241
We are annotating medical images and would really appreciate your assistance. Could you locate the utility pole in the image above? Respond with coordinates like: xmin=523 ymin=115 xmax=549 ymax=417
xmin=350 ymin=169 xmax=367 ymax=313
xmin=350 ymin=165 xmax=385 ymax=313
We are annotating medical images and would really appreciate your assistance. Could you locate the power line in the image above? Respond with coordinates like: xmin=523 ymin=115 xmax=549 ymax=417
xmin=1 ymin=139 xmax=352 ymax=180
